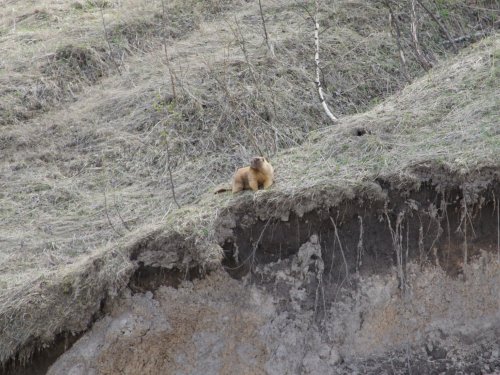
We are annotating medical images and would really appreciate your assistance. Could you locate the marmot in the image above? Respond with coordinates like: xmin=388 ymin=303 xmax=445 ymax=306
xmin=215 ymin=156 xmax=274 ymax=194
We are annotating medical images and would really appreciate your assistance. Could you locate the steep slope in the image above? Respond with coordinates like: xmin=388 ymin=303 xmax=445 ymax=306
xmin=0 ymin=0 xmax=499 ymax=372
xmin=46 ymin=36 xmax=500 ymax=375
xmin=2 ymin=33 xmax=499 ymax=374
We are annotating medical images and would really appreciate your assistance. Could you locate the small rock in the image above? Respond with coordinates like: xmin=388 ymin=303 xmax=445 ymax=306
xmin=318 ymin=344 xmax=330 ymax=359
xmin=328 ymin=348 xmax=341 ymax=366
xmin=426 ymin=343 xmax=447 ymax=360
xmin=426 ymin=342 xmax=434 ymax=354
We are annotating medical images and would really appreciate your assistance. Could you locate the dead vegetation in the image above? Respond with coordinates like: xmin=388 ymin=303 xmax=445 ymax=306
xmin=0 ymin=0 xmax=499 ymax=368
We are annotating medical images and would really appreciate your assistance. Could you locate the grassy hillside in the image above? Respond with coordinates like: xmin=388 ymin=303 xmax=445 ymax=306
xmin=0 ymin=0 xmax=498 ymax=366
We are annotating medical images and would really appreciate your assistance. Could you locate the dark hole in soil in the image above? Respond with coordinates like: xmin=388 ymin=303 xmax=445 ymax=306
xmin=128 ymin=263 xmax=202 ymax=292
xmin=355 ymin=128 xmax=368 ymax=136
xmin=1 ymin=332 xmax=83 ymax=375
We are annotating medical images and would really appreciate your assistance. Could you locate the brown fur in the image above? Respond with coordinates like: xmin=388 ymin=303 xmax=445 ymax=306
xmin=214 ymin=157 xmax=274 ymax=194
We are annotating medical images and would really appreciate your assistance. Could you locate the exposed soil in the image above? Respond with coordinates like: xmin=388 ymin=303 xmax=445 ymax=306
xmin=5 ymin=175 xmax=496 ymax=375
xmin=219 ymin=175 xmax=500 ymax=281
xmin=1 ymin=333 xmax=83 ymax=375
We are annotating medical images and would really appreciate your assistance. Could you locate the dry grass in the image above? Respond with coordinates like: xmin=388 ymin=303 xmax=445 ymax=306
xmin=268 ymin=36 xmax=499 ymax=208
xmin=0 ymin=0 xmax=244 ymax=125
xmin=0 ymin=0 xmax=498 ymax=365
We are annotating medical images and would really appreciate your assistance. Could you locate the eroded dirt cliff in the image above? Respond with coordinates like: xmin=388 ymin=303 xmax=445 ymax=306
xmin=44 ymin=177 xmax=500 ymax=375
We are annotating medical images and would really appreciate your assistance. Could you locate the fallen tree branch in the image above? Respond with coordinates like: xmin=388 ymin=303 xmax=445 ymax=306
xmin=443 ymin=30 xmax=493 ymax=45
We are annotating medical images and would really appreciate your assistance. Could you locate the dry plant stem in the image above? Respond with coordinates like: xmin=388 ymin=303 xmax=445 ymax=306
xmin=161 ymin=0 xmax=177 ymax=99
xmin=159 ymin=0 xmax=180 ymax=210
xmin=384 ymin=0 xmax=411 ymax=82
xmin=384 ymin=210 xmax=406 ymax=291
xmin=444 ymin=196 xmax=452 ymax=269
xmin=112 ymin=193 xmax=131 ymax=232
xmin=418 ymin=221 xmax=424 ymax=264
xmin=462 ymin=192 xmax=468 ymax=270
xmin=496 ymin=194 xmax=499 ymax=261
xmin=410 ymin=0 xmax=433 ymax=70
xmin=104 ymin=189 xmax=123 ymax=236
xmin=163 ymin=45 xmax=177 ymax=100
xmin=230 ymin=17 xmax=259 ymax=87
xmin=258 ymin=0 xmax=274 ymax=57
xmin=329 ymin=217 xmax=349 ymax=278
xmin=314 ymin=0 xmax=338 ymax=123
xmin=207 ymin=56 xmax=265 ymax=156
xmin=240 ymin=117 xmax=266 ymax=157
xmin=99 ymin=7 xmax=121 ymax=75
xmin=248 ymin=219 xmax=272 ymax=273
xmin=356 ymin=216 xmax=364 ymax=271
xmin=165 ymin=137 xmax=181 ymax=209
xmin=416 ymin=0 xmax=458 ymax=53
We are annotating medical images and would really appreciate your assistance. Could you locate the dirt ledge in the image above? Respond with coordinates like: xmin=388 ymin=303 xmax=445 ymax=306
xmin=217 ymin=168 xmax=500 ymax=279
xmin=2 ymin=168 xmax=499 ymax=374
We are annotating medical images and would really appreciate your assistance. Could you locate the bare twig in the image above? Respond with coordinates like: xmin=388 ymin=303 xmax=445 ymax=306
xmin=416 ymin=0 xmax=457 ymax=53
xmin=385 ymin=209 xmax=406 ymax=291
xmin=228 ymin=16 xmax=259 ymax=86
xmin=410 ymin=0 xmax=433 ymax=70
xmin=158 ymin=1 xmax=180 ymax=210
xmin=112 ymin=193 xmax=131 ymax=232
xmin=329 ymin=217 xmax=349 ymax=278
xmin=258 ymin=0 xmax=274 ymax=57
xmin=356 ymin=216 xmax=364 ymax=271
xmin=384 ymin=0 xmax=411 ymax=82
xmin=99 ymin=7 xmax=121 ymax=75
xmin=314 ymin=0 xmax=338 ymax=123
xmin=160 ymin=202 xmax=173 ymax=222
xmin=161 ymin=0 xmax=178 ymax=99
xmin=104 ymin=189 xmax=123 ymax=236
xmin=239 ymin=116 xmax=266 ymax=157
xmin=164 ymin=136 xmax=181 ymax=209
xmin=224 ymin=218 xmax=271 ymax=273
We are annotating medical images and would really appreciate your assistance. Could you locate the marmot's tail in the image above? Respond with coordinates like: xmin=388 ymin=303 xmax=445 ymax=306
xmin=214 ymin=187 xmax=231 ymax=194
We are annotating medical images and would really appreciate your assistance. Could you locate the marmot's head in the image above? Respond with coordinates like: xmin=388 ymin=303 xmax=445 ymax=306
xmin=250 ymin=156 xmax=267 ymax=170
